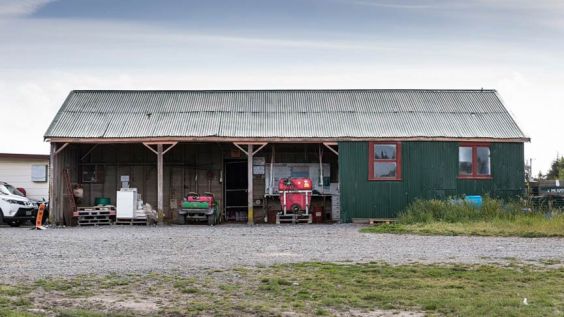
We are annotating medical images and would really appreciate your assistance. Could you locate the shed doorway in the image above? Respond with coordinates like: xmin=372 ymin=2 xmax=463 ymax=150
xmin=224 ymin=159 xmax=248 ymax=222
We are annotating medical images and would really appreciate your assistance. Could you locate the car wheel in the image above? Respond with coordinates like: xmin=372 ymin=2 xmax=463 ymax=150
xmin=0 ymin=210 xmax=4 ymax=225
xmin=8 ymin=220 xmax=20 ymax=227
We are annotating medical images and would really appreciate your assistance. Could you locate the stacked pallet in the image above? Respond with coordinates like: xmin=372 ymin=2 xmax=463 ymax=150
xmin=276 ymin=213 xmax=312 ymax=224
xmin=76 ymin=206 xmax=116 ymax=226
xmin=115 ymin=208 xmax=157 ymax=226
xmin=115 ymin=217 xmax=152 ymax=225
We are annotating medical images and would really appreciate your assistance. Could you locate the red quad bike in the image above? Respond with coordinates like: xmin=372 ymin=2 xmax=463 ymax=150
xmin=278 ymin=177 xmax=313 ymax=216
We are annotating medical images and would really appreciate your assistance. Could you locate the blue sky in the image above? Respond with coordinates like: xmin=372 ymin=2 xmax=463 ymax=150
xmin=0 ymin=0 xmax=562 ymax=174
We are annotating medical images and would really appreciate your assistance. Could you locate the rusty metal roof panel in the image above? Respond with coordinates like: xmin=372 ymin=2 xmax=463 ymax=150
xmin=44 ymin=89 xmax=528 ymax=141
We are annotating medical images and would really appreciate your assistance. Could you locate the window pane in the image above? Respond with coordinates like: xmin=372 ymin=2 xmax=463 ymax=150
xmin=374 ymin=162 xmax=397 ymax=178
xmin=459 ymin=147 xmax=473 ymax=175
xmin=477 ymin=147 xmax=491 ymax=175
xmin=375 ymin=144 xmax=396 ymax=160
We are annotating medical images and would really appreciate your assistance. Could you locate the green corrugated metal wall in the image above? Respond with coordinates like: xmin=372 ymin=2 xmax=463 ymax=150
xmin=339 ymin=141 xmax=524 ymax=222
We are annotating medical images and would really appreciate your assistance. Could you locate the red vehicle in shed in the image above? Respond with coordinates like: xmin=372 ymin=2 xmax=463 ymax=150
xmin=278 ymin=177 xmax=312 ymax=215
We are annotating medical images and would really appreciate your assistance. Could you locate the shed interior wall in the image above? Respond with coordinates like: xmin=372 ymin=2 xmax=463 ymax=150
xmin=52 ymin=142 xmax=338 ymax=225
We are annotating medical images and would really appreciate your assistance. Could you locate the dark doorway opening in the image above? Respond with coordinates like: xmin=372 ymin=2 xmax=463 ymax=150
xmin=224 ymin=159 xmax=248 ymax=222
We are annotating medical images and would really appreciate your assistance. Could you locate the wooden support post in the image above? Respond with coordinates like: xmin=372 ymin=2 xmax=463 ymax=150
xmin=233 ymin=142 xmax=266 ymax=225
xmin=247 ymin=144 xmax=254 ymax=225
xmin=47 ymin=142 xmax=69 ymax=225
xmin=48 ymin=142 xmax=56 ymax=225
xmin=157 ymin=144 xmax=164 ymax=224
xmin=143 ymin=142 xmax=176 ymax=225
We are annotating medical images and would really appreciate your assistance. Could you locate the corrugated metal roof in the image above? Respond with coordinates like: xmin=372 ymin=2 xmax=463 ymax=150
xmin=44 ymin=89 xmax=529 ymax=141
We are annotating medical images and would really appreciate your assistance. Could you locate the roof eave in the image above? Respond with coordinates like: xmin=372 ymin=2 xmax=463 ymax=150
xmin=44 ymin=136 xmax=531 ymax=144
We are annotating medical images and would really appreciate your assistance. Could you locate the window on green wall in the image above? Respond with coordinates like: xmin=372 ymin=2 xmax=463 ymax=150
xmin=458 ymin=143 xmax=491 ymax=179
xmin=369 ymin=142 xmax=402 ymax=181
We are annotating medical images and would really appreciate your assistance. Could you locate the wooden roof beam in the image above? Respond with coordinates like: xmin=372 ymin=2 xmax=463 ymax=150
xmin=323 ymin=142 xmax=339 ymax=156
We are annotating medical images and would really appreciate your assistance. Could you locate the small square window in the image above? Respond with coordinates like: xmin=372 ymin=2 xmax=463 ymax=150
xmin=458 ymin=147 xmax=473 ymax=176
xmin=369 ymin=142 xmax=401 ymax=181
xmin=31 ymin=165 xmax=48 ymax=182
xmin=374 ymin=162 xmax=397 ymax=178
xmin=459 ymin=144 xmax=491 ymax=179
xmin=477 ymin=147 xmax=491 ymax=175
xmin=374 ymin=144 xmax=396 ymax=159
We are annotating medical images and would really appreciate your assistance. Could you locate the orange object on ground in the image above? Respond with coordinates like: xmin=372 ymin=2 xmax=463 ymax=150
xmin=35 ymin=203 xmax=45 ymax=229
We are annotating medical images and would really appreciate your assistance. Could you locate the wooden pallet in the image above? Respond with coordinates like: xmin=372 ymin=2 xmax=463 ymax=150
xmin=352 ymin=218 xmax=397 ymax=225
xmin=78 ymin=211 xmax=114 ymax=217
xmin=78 ymin=205 xmax=116 ymax=210
xmin=115 ymin=217 xmax=153 ymax=226
xmin=78 ymin=221 xmax=112 ymax=226
xmin=79 ymin=215 xmax=111 ymax=220
xmin=78 ymin=217 xmax=112 ymax=226
xmin=74 ymin=206 xmax=116 ymax=218
xmin=276 ymin=213 xmax=312 ymax=224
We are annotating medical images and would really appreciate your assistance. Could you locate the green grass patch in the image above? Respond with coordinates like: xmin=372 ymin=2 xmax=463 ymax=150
xmin=0 ymin=308 xmax=37 ymax=317
xmin=361 ymin=197 xmax=564 ymax=237
xmin=1 ymin=263 xmax=562 ymax=316
xmin=260 ymin=262 xmax=564 ymax=316
xmin=0 ymin=285 xmax=29 ymax=297
xmin=56 ymin=308 xmax=133 ymax=317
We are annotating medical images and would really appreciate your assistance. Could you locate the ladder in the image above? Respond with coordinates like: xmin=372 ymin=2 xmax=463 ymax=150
xmin=63 ymin=169 xmax=77 ymax=221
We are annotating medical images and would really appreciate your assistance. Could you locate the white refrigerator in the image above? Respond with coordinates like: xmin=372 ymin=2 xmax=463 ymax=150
xmin=116 ymin=188 xmax=138 ymax=218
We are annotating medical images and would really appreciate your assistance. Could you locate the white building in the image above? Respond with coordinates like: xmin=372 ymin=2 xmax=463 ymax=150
xmin=0 ymin=153 xmax=49 ymax=201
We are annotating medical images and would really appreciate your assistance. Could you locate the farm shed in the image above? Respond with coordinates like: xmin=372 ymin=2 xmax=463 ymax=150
xmin=44 ymin=89 xmax=528 ymax=225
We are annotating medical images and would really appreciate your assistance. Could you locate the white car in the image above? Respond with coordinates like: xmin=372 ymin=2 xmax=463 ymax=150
xmin=0 ymin=182 xmax=38 ymax=227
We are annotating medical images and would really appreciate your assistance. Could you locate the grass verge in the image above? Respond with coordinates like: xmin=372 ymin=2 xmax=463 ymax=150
xmin=361 ymin=219 xmax=564 ymax=237
xmin=361 ymin=198 xmax=564 ymax=237
xmin=1 ymin=262 xmax=563 ymax=316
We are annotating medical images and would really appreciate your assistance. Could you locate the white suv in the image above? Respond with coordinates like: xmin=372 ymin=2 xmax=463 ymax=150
xmin=0 ymin=182 xmax=37 ymax=227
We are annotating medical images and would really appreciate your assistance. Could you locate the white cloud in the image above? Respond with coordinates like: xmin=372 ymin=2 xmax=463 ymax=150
xmin=0 ymin=18 xmax=399 ymax=53
xmin=346 ymin=0 xmax=564 ymax=32
xmin=1 ymin=17 xmax=561 ymax=73
xmin=0 ymin=0 xmax=54 ymax=18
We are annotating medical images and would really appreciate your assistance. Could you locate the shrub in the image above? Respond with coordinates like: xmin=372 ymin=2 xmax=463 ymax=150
xmin=398 ymin=197 xmax=526 ymax=224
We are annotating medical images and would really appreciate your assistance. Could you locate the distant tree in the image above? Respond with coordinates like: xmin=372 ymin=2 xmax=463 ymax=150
xmin=546 ymin=157 xmax=564 ymax=180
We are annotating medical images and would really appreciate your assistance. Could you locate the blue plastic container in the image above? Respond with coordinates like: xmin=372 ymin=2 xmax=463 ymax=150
xmin=464 ymin=195 xmax=483 ymax=207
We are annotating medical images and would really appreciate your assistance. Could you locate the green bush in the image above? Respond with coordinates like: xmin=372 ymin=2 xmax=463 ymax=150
xmin=363 ymin=197 xmax=564 ymax=237
xmin=398 ymin=197 xmax=526 ymax=224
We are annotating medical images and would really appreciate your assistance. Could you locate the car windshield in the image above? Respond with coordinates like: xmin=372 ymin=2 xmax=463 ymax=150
xmin=2 ymin=184 xmax=25 ymax=197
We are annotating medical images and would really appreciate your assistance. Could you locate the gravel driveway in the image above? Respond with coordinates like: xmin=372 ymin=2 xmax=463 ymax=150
xmin=1 ymin=224 xmax=563 ymax=281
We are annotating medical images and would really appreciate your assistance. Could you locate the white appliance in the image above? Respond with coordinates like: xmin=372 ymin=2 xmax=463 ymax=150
xmin=117 ymin=188 xmax=138 ymax=218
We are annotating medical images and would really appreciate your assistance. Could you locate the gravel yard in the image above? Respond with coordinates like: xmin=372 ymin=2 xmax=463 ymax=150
xmin=1 ymin=224 xmax=563 ymax=281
